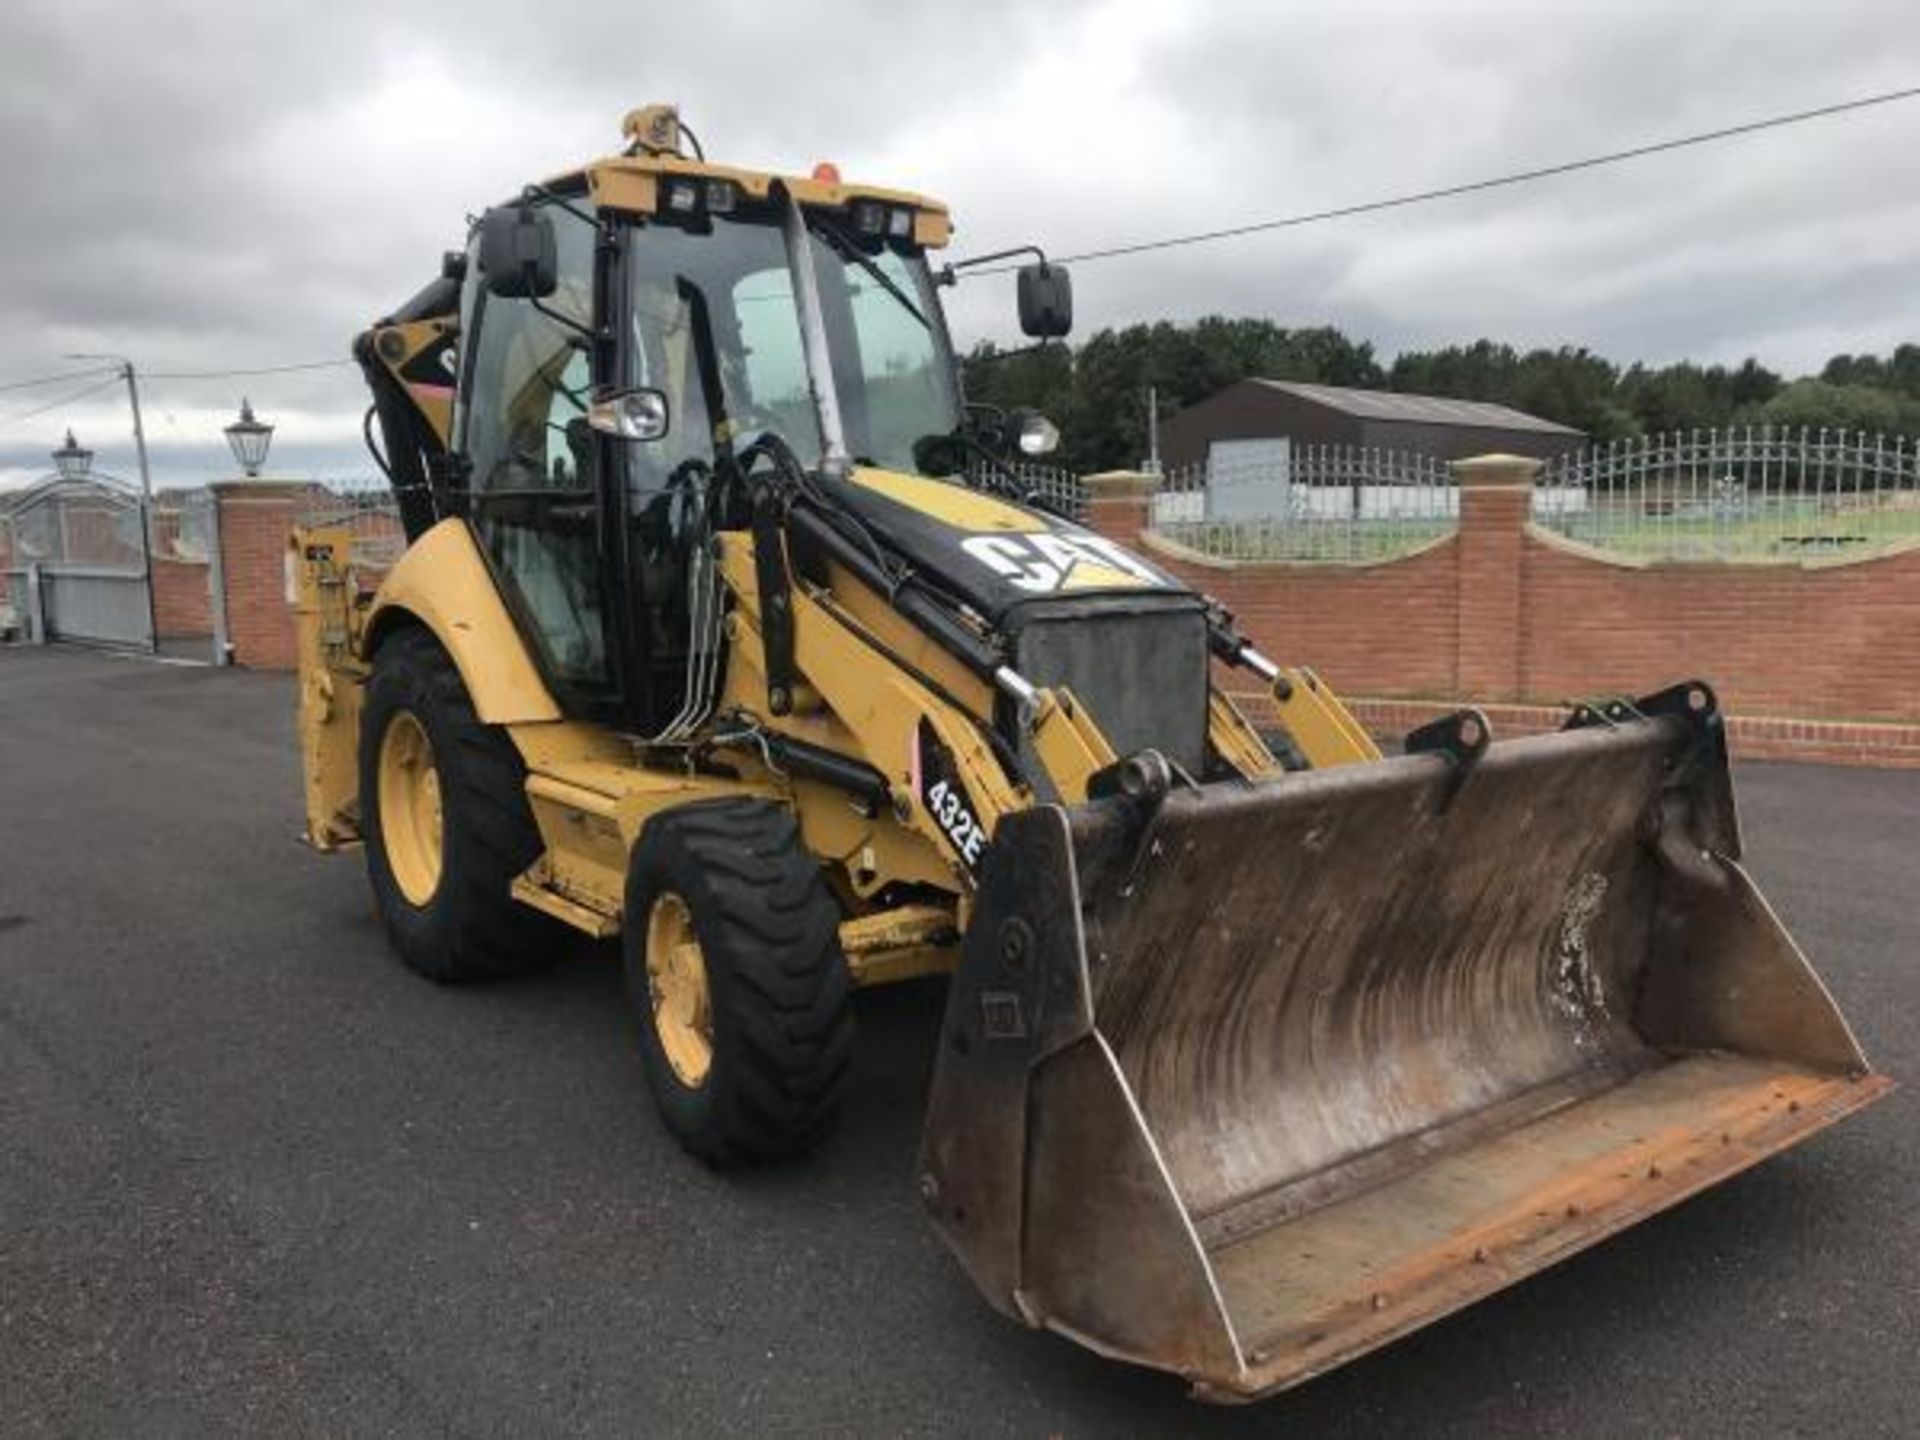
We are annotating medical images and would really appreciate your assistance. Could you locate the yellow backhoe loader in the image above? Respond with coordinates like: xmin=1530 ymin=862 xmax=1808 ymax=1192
xmin=293 ymin=106 xmax=1890 ymax=1401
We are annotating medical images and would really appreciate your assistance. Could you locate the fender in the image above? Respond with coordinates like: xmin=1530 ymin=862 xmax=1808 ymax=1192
xmin=362 ymin=518 xmax=562 ymax=725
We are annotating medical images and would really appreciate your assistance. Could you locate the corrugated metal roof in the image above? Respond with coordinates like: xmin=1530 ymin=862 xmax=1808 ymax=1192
xmin=1249 ymin=379 xmax=1583 ymax=434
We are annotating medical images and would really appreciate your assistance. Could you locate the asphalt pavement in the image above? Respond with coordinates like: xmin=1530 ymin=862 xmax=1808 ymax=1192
xmin=1 ymin=645 xmax=1915 ymax=1437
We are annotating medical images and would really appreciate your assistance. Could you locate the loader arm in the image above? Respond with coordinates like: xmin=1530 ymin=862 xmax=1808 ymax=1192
xmin=715 ymin=530 xmax=1123 ymax=875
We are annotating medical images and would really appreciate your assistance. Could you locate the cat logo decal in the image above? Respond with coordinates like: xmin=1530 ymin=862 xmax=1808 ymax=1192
xmin=959 ymin=532 xmax=1167 ymax=595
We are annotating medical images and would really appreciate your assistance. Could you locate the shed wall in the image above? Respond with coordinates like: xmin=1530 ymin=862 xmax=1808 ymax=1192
xmin=1160 ymin=380 xmax=1583 ymax=468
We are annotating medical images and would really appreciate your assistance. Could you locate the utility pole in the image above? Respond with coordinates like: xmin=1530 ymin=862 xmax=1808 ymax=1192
xmin=122 ymin=361 xmax=155 ymax=512
xmin=1145 ymin=384 xmax=1162 ymax=476
xmin=69 ymin=353 xmax=159 ymax=652
xmin=122 ymin=361 xmax=160 ymax=655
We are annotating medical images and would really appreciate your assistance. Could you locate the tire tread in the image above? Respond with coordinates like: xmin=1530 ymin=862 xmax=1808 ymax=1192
xmin=624 ymin=798 xmax=854 ymax=1165
xmin=360 ymin=627 xmax=566 ymax=981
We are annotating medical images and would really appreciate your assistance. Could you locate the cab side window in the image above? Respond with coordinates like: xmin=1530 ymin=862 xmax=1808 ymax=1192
xmin=730 ymin=266 xmax=814 ymax=445
xmin=843 ymin=247 xmax=948 ymax=471
xmin=458 ymin=206 xmax=609 ymax=690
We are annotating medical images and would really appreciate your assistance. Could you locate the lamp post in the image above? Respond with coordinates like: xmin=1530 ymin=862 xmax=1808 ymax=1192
xmin=223 ymin=398 xmax=274 ymax=477
xmin=209 ymin=399 xmax=275 ymax=670
xmin=49 ymin=431 xmax=94 ymax=581
xmin=51 ymin=428 xmax=94 ymax=481
xmin=43 ymin=430 xmax=99 ymax=621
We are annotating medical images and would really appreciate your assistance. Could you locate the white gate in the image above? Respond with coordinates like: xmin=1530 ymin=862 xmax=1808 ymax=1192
xmin=1205 ymin=437 xmax=1294 ymax=520
xmin=0 ymin=475 xmax=154 ymax=650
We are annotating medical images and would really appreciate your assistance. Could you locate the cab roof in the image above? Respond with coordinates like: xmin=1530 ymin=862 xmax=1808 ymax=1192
xmin=546 ymin=152 xmax=953 ymax=250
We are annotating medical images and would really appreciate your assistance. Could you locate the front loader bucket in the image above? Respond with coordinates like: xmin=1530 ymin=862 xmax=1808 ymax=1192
xmin=918 ymin=688 xmax=1890 ymax=1401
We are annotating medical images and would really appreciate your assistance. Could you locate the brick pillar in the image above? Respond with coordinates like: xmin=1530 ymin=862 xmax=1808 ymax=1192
xmin=1452 ymin=453 xmax=1537 ymax=701
xmin=210 ymin=480 xmax=315 ymax=669
xmin=1081 ymin=470 xmax=1157 ymax=547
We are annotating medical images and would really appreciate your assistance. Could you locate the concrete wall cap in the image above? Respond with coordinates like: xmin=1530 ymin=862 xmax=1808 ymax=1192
xmin=1081 ymin=470 xmax=1159 ymax=500
xmin=208 ymin=479 xmax=325 ymax=500
xmin=1451 ymin=453 xmax=1543 ymax=488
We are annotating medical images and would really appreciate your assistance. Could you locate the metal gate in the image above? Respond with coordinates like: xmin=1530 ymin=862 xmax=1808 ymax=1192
xmin=0 ymin=475 xmax=154 ymax=650
xmin=151 ymin=487 xmax=227 ymax=663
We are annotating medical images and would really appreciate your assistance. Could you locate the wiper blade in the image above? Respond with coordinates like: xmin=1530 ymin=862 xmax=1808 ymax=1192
xmin=808 ymin=212 xmax=929 ymax=330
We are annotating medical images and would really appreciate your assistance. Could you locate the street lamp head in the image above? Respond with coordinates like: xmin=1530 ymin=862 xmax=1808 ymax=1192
xmin=52 ymin=428 xmax=94 ymax=481
xmin=224 ymin=397 xmax=274 ymax=477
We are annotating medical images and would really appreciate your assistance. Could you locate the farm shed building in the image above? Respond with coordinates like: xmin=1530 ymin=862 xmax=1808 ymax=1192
xmin=1160 ymin=379 xmax=1585 ymax=470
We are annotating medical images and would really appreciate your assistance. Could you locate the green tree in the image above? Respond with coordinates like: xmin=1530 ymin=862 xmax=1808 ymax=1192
xmin=1388 ymin=340 xmax=1522 ymax=401
xmin=1741 ymin=379 xmax=1920 ymax=435
xmin=1512 ymin=347 xmax=1624 ymax=439
xmin=958 ymin=320 xmax=1920 ymax=471
xmin=1729 ymin=357 xmax=1783 ymax=410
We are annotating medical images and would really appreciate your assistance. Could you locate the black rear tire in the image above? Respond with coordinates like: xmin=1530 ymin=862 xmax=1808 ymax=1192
xmin=623 ymin=798 xmax=855 ymax=1165
xmin=360 ymin=626 xmax=567 ymax=981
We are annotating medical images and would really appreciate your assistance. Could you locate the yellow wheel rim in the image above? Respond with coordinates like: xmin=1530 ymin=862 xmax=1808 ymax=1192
xmin=377 ymin=710 xmax=444 ymax=906
xmin=646 ymin=892 xmax=713 ymax=1087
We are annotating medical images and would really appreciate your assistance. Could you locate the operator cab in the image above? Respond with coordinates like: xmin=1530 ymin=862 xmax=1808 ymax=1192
xmin=451 ymin=107 xmax=1072 ymax=736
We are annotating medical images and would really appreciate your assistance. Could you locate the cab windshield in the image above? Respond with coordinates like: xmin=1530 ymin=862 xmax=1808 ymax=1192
xmin=623 ymin=204 xmax=960 ymax=484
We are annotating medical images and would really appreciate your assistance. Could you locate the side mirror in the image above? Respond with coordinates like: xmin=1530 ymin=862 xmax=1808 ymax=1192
xmin=1017 ymin=261 xmax=1073 ymax=339
xmin=478 ymin=204 xmax=558 ymax=299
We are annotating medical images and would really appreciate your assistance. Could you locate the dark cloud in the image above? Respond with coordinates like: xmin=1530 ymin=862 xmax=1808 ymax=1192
xmin=3 ymin=0 xmax=1918 ymax=488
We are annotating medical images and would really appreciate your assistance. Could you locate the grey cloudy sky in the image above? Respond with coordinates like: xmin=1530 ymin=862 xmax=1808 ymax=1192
xmin=2 ymin=0 xmax=1917 ymax=489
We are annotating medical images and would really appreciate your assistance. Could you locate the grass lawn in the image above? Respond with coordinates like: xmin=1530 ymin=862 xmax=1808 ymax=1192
xmin=1153 ymin=519 xmax=1455 ymax=563
xmin=1544 ymin=500 xmax=1920 ymax=561
xmin=1153 ymin=499 xmax=1920 ymax=564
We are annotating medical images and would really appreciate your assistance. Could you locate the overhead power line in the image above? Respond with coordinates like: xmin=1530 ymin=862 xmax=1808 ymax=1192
xmin=143 ymin=357 xmax=355 ymax=381
xmin=976 ymin=83 xmax=1920 ymax=272
xmin=4 ymin=84 xmax=1917 ymax=390
xmin=0 ymin=374 xmax=125 ymax=434
xmin=0 ymin=356 xmax=353 ymax=395
xmin=0 ymin=364 xmax=119 ymax=395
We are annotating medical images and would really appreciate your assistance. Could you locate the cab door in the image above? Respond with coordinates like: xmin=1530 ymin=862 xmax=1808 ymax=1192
xmin=455 ymin=201 xmax=618 ymax=712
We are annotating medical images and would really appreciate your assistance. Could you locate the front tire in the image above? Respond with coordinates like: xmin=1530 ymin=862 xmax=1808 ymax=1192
xmin=623 ymin=799 xmax=854 ymax=1165
xmin=360 ymin=627 xmax=566 ymax=981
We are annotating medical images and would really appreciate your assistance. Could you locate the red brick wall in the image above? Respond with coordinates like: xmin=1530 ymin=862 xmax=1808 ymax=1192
xmin=1521 ymin=537 xmax=1920 ymax=723
xmin=194 ymin=472 xmax=1919 ymax=765
xmin=1089 ymin=493 xmax=1461 ymax=700
xmin=150 ymin=556 xmax=212 ymax=639
xmin=212 ymin=485 xmax=307 ymax=669
xmin=1086 ymin=465 xmax=1920 ymax=767
xmin=1454 ymin=474 xmax=1529 ymax=699
xmin=1211 ymin=543 xmax=1461 ymax=698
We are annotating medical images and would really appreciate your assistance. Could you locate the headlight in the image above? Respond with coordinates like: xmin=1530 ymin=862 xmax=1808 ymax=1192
xmin=661 ymin=178 xmax=738 ymax=216
xmin=1017 ymin=414 xmax=1061 ymax=457
xmin=589 ymin=387 xmax=671 ymax=442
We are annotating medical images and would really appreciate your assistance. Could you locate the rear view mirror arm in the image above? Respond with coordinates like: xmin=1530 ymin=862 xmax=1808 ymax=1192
xmin=517 ymin=183 xmax=599 ymax=229
xmin=935 ymin=244 xmax=1049 ymax=287
xmin=527 ymin=296 xmax=597 ymax=345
